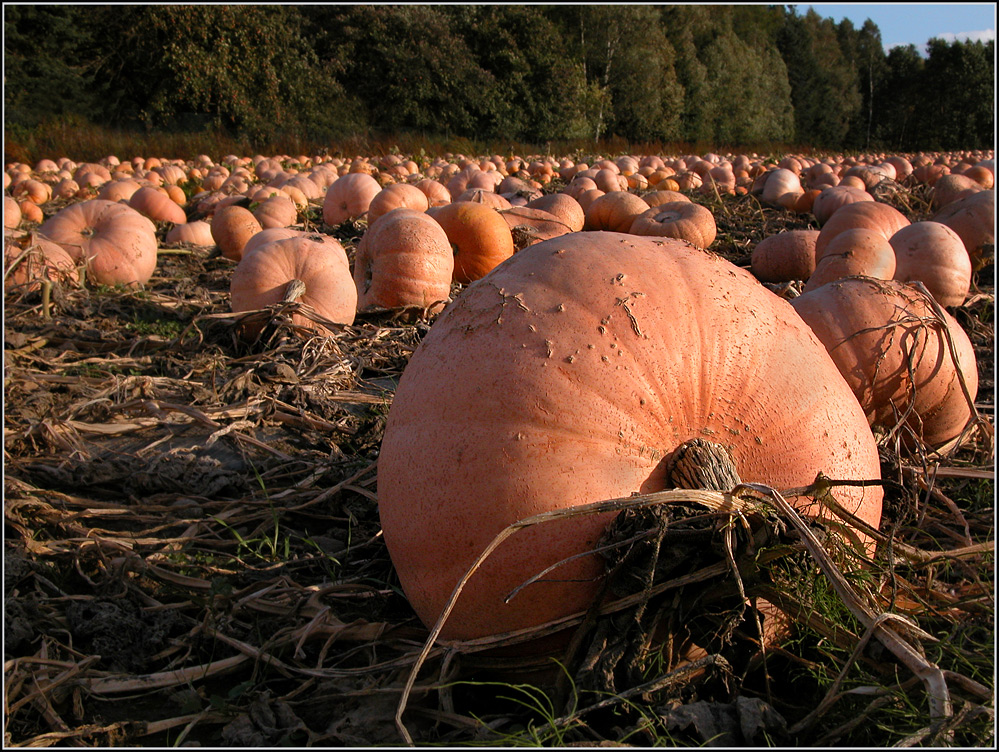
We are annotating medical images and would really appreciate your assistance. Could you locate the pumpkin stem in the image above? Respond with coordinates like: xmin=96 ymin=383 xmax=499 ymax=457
xmin=664 ymin=438 xmax=742 ymax=491
xmin=282 ymin=278 xmax=306 ymax=303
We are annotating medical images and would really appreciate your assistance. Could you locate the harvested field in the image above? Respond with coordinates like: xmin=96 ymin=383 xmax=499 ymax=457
xmin=4 ymin=184 xmax=995 ymax=747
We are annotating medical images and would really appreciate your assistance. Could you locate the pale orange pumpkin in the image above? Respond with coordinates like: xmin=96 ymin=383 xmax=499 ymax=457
xmin=129 ymin=185 xmax=188 ymax=224
xmin=525 ymin=193 xmax=585 ymax=233
xmin=811 ymin=185 xmax=873 ymax=226
xmin=211 ymin=205 xmax=263 ymax=262
xmin=761 ymin=168 xmax=804 ymax=208
xmin=750 ymin=230 xmax=820 ymax=283
xmin=354 ymin=208 xmax=454 ymax=312
xmin=366 ymin=183 xmax=431 ymax=227
xmin=4 ymin=195 xmax=22 ymax=229
xmin=889 ymin=221 xmax=972 ymax=308
xmin=931 ymin=189 xmax=994 ymax=270
xmin=803 ymin=228 xmax=897 ymax=293
xmin=642 ymin=189 xmax=690 ymax=208
xmin=378 ymin=232 xmax=883 ymax=642
xmin=253 ymin=195 xmax=299 ymax=229
xmin=97 ymin=179 xmax=143 ymax=204
xmin=792 ymin=277 xmax=978 ymax=448
xmin=498 ymin=206 xmax=574 ymax=251
xmin=628 ymin=201 xmax=717 ymax=248
xmin=165 ymin=220 xmax=215 ymax=247
xmin=813 ymin=202 xmax=910 ymax=262
xmin=932 ymin=174 xmax=983 ymax=210
xmin=321 ymin=172 xmax=381 ymax=226
xmin=455 ymin=188 xmax=513 ymax=210
xmin=37 ymin=199 xmax=157 ymax=287
xmin=230 ymin=236 xmax=356 ymax=338
xmin=4 ymin=231 xmax=80 ymax=292
xmin=582 ymin=190 xmax=650 ymax=233
xmin=412 ymin=178 xmax=452 ymax=208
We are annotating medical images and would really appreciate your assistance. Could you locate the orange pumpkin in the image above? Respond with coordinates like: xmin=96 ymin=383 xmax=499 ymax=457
xmin=498 ymin=206 xmax=574 ymax=251
xmin=428 ymin=202 xmax=514 ymax=285
xmin=889 ymin=222 xmax=972 ymax=307
xmin=230 ymin=236 xmax=356 ymax=338
xmin=4 ymin=231 xmax=80 ymax=292
xmin=455 ymin=188 xmax=513 ymax=210
xmin=525 ymin=193 xmax=585 ymax=233
xmin=412 ymin=178 xmax=452 ymax=208
xmin=37 ymin=199 xmax=157 ymax=287
xmin=750 ymin=230 xmax=820 ymax=283
xmin=17 ymin=200 xmax=43 ymax=224
xmin=353 ymin=208 xmax=454 ymax=312
xmin=366 ymin=183 xmax=431 ymax=227
xmin=378 ymin=232 xmax=883 ymax=642
xmin=4 ymin=195 xmax=22 ymax=229
xmin=813 ymin=202 xmax=910 ymax=262
xmin=211 ymin=205 xmax=263 ymax=262
xmin=321 ymin=172 xmax=381 ymax=226
xmin=628 ymin=201 xmax=717 ymax=248
xmin=811 ymin=185 xmax=874 ymax=226
xmin=129 ymin=185 xmax=187 ymax=224
xmin=253 ymin=195 xmax=299 ymax=229
xmin=761 ymin=168 xmax=804 ymax=208
xmin=12 ymin=178 xmax=52 ymax=205
xmin=803 ymin=228 xmax=896 ymax=293
xmin=932 ymin=174 xmax=983 ymax=210
xmin=642 ymin=189 xmax=690 ymax=208
xmin=582 ymin=190 xmax=650 ymax=233
xmin=931 ymin=189 xmax=994 ymax=270
xmin=792 ymin=277 xmax=978 ymax=448
xmin=165 ymin=220 xmax=215 ymax=247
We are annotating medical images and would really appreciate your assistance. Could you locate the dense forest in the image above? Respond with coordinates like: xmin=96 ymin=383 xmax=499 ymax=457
xmin=4 ymin=4 xmax=995 ymax=155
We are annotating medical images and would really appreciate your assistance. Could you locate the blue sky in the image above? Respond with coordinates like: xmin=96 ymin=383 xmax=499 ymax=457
xmin=802 ymin=3 xmax=996 ymax=53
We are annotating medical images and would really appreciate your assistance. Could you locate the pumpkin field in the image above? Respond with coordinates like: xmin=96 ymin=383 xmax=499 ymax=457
xmin=3 ymin=148 xmax=995 ymax=747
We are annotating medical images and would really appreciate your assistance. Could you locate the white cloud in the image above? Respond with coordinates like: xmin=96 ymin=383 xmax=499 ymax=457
xmin=885 ymin=29 xmax=995 ymax=56
xmin=933 ymin=29 xmax=996 ymax=44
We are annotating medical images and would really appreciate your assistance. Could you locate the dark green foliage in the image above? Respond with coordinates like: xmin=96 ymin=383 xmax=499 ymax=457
xmin=917 ymin=38 xmax=995 ymax=150
xmin=3 ymin=6 xmax=104 ymax=128
xmin=3 ymin=4 xmax=994 ymax=155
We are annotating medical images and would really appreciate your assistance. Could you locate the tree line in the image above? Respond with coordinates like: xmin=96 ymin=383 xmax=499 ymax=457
xmin=4 ymin=4 xmax=994 ymax=154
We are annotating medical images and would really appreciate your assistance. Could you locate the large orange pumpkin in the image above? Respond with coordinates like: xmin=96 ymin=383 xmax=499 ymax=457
xmin=230 ymin=236 xmax=356 ymax=338
xmin=321 ymin=172 xmax=381 ymax=226
xmin=813 ymin=201 xmax=910 ymax=262
xmin=792 ymin=277 xmax=978 ymax=448
xmin=428 ymin=202 xmax=514 ymax=284
xmin=378 ymin=232 xmax=884 ymax=642
xmin=37 ymin=199 xmax=157 ymax=287
xmin=889 ymin=221 xmax=972 ymax=308
xmin=628 ymin=201 xmax=717 ymax=248
xmin=353 ymin=208 xmax=454 ymax=312
xmin=750 ymin=230 xmax=820 ymax=283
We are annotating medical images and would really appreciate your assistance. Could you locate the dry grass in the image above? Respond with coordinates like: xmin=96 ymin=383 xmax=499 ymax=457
xmin=3 ymin=183 xmax=994 ymax=747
